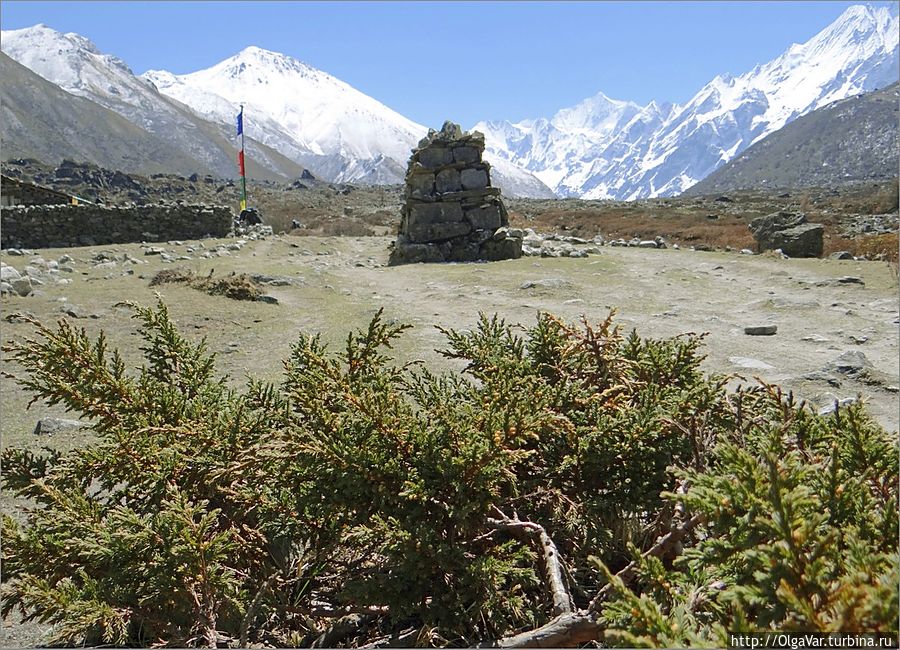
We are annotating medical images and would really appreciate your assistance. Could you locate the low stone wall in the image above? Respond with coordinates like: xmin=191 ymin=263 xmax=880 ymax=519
xmin=1 ymin=204 xmax=233 ymax=249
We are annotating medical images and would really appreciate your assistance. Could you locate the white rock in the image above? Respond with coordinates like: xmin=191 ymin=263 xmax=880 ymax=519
xmin=1 ymin=265 xmax=21 ymax=281
xmin=729 ymin=356 xmax=775 ymax=370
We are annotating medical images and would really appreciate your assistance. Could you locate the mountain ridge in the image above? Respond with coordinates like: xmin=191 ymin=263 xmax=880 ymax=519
xmin=685 ymin=81 xmax=900 ymax=195
xmin=0 ymin=25 xmax=308 ymax=182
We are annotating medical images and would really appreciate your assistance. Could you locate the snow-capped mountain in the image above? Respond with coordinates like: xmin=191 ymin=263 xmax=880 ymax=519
xmin=475 ymin=4 xmax=899 ymax=199
xmin=3 ymin=5 xmax=895 ymax=200
xmin=143 ymin=47 xmax=556 ymax=197
xmin=0 ymin=24 xmax=306 ymax=181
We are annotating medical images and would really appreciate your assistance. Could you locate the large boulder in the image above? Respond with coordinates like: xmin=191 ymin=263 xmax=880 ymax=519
xmin=749 ymin=211 xmax=823 ymax=257
xmin=769 ymin=223 xmax=824 ymax=258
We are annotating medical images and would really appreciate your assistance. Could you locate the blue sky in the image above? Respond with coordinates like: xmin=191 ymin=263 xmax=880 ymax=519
xmin=0 ymin=1 xmax=891 ymax=127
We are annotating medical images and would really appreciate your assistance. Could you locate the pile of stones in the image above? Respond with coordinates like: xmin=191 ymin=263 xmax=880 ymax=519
xmin=389 ymin=121 xmax=522 ymax=265
xmin=0 ymin=256 xmax=75 ymax=296
xmin=838 ymin=213 xmax=899 ymax=237
xmin=521 ymin=229 xmax=602 ymax=258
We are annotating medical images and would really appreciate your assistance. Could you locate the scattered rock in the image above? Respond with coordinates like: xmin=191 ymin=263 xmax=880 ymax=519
xmin=60 ymin=304 xmax=98 ymax=319
xmin=519 ymin=278 xmax=571 ymax=290
xmin=729 ymin=357 xmax=775 ymax=370
xmin=744 ymin=325 xmax=777 ymax=336
xmin=33 ymin=417 xmax=86 ymax=436
xmin=10 ymin=276 xmax=33 ymax=296
xmin=749 ymin=211 xmax=823 ymax=258
xmin=827 ymin=350 xmax=872 ymax=378
xmin=250 ymin=274 xmax=294 ymax=286
xmin=0 ymin=264 xmax=21 ymax=281
xmin=801 ymin=370 xmax=842 ymax=387
xmin=829 ymin=251 xmax=853 ymax=260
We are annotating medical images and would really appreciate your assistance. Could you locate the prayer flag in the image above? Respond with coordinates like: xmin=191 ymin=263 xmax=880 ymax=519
xmin=238 ymin=150 xmax=245 ymax=176
xmin=236 ymin=109 xmax=243 ymax=136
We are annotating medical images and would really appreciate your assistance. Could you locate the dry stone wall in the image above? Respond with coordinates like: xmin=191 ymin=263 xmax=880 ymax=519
xmin=1 ymin=204 xmax=233 ymax=249
xmin=389 ymin=121 xmax=522 ymax=265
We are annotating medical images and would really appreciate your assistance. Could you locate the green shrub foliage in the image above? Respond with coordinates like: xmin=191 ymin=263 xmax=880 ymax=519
xmin=2 ymin=301 xmax=897 ymax=647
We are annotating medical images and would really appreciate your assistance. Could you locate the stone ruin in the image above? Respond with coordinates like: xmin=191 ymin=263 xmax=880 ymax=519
xmin=388 ymin=121 xmax=523 ymax=265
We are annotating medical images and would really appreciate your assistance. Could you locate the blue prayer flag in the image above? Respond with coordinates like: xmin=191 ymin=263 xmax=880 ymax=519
xmin=236 ymin=109 xmax=243 ymax=136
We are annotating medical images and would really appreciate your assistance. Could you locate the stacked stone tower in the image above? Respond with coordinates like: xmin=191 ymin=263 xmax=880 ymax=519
xmin=388 ymin=121 xmax=523 ymax=265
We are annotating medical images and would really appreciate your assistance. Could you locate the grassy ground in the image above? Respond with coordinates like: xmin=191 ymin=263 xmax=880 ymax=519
xmin=2 ymin=232 xmax=898 ymax=646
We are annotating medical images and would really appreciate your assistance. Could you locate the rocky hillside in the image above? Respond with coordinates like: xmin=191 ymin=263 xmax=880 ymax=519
xmin=687 ymin=83 xmax=900 ymax=195
xmin=0 ymin=53 xmax=204 ymax=177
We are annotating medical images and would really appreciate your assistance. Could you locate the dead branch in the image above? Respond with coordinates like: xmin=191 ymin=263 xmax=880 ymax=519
xmin=488 ymin=514 xmax=573 ymax=616
xmin=240 ymin=573 xmax=278 ymax=648
xmin=481 ymin=510 xmax=706 ymax=647
xmin=357 ymin=627 xmax=419 ymax=649
xmin=477 ymin=611 xmax=601 ymax=648
xmin=587 ymin=511 xmax=705 ymax=612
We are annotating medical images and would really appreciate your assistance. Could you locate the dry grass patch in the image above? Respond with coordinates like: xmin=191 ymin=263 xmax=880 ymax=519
xmin=509 ymin=207 xmax=757 ymax=249
xmin=824 ymin=232 xmax=899 ymax=262
xmin=149 ymin=268 xmax=263 ymax=301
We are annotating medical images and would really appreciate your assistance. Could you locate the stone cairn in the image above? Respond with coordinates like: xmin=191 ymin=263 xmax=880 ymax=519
xmin=388 ymin=121 xmax=523 ymax=265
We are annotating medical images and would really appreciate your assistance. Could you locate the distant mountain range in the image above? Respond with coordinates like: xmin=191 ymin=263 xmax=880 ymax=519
xmin=476 ymin=4 xmax=899 ymax=199
xmin=1 ymin=4 xmax=897 ymax=199
xmin=141 ymin=46 xmax=556 ymax=198
xmin=686 ymin=81 xmax=900 ymax=195
xmin=0 ymin=26 xmax=554 ymax=197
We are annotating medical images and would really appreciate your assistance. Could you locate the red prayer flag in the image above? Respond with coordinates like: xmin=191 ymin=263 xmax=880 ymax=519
xmin=238 ymin=150 xmax=245 ymax=176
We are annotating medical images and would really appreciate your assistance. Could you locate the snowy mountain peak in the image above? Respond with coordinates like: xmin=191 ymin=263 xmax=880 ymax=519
xmin=141 ymin=45 xmax=555 ymax=195
xmin=803 ymin=4 xmax=898 ymax=59
xmin=551 ymin=90 xmax=641 ymax=133
xmin=2 ymin=23 xmax=99 ymax=55
xmin=221 ymin=45 xmax=316 ymax=78
xmin=0 ymin=24 xmax=137 ymax=89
